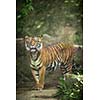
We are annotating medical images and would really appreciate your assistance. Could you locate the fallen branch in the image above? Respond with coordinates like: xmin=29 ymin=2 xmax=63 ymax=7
xmin=16 ymin=38 xmax=24 ymax=41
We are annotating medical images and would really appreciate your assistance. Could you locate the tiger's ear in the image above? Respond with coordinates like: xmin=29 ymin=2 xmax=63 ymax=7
xmin=25 ymin=35 xmax=29 ymax=39
xmin=38 ymin=35 xmax=43 ymax=42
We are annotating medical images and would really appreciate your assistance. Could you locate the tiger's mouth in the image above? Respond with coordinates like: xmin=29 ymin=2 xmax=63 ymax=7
xmin=30 ymin=47 xmax=37 ymax=53
xmin=30 ymin=48 xmax=39 ymax=60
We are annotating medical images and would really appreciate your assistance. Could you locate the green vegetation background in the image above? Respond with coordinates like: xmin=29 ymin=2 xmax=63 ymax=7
xmin=17 ymin=0 xmax=82 ymax=44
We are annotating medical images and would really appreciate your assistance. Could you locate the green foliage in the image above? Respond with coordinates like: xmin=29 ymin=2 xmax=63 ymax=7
xmin=17 ymin=0 xmax=33 ymax=19
xmin=17 ymin=0 xmax=83 ymax=45
xmin=74 ymin=31 xmax=83 ymax=45
xmin=55 ymin=74 xmax=83 ymax=100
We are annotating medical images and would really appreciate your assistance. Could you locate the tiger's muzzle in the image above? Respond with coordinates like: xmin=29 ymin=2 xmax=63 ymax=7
xmin=30 ymin=46 xmax=37 ymax=53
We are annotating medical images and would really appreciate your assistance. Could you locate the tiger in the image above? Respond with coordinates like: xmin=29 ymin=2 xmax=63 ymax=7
xmin=24 ymin=35 xmax=82 ymax=90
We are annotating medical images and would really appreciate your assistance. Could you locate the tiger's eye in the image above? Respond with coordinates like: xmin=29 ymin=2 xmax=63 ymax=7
xmin=36 ymin=43 xmax=41 ymax=48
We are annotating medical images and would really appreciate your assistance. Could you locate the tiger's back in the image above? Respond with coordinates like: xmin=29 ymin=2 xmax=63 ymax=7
xmin=39 ymin=43 xmax=75 ymax=71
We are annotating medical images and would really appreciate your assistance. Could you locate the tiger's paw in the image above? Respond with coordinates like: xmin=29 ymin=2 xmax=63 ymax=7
xmin=34 ymin=83 xmax=44 ymax=90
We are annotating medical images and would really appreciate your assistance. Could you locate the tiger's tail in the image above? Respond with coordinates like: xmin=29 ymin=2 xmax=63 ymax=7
xmin=73 ymin=44 xmax=83 ymax=49
xmin=73 ymin=44 xmax=83 ymax=53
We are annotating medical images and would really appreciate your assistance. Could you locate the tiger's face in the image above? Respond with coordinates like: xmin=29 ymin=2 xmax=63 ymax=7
xmin=25 ymin=36 xmax=43 ymax=53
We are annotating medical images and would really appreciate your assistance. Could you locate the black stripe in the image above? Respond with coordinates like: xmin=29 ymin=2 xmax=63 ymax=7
xmin=30 ymin=64 xmax=42 ymax=71
xmin=35 ymin=73 xmax=39 ymax=76
xmin=36 ymin=61 xmax=41 ymax=66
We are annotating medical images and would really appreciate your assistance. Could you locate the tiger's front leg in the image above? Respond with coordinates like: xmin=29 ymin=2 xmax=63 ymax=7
xmin=31 ymin=69 xmax=40 ymax=90
xmin=31 ymin=66 xmax=46 ymax=90
xmin=39 ymin=66 xmax=46 ymax=89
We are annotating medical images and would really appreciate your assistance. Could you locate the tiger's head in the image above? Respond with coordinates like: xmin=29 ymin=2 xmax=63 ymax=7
xmin=24 ymin=36 xmax=43 ymax=53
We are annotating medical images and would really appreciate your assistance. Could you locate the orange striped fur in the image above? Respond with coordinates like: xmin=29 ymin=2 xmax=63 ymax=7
xmin=25 ymin=36 xmax=78 ymax=90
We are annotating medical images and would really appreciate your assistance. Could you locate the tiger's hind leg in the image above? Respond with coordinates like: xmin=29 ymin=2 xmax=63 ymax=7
xmin=60 ymin=65 xmax=67 ymax=80
xmin=60 ymin=63 xmax=73 ymax=80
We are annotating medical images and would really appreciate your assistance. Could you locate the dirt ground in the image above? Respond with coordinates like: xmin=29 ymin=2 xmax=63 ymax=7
xmin=17 ymin=87 xmax=57 ymax=100
xmin=16 ymin=70 xmax=61 ymax=100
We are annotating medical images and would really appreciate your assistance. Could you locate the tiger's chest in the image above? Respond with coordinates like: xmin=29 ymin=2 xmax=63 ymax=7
xmin=30 ymin=57 xmax=42 ymax=70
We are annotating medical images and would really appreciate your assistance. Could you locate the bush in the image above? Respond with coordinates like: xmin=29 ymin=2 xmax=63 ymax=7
xmin=55 ymin=74 xmax=83 ymax=100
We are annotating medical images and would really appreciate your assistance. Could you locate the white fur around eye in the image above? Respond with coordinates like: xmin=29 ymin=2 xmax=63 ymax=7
xmin=25 ymin=43 xmax=30 ymax=51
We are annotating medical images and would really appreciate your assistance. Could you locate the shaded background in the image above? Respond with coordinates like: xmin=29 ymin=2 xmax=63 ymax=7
xmin=16 ymin=0 xmax=83 ymax=88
